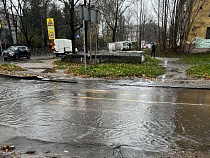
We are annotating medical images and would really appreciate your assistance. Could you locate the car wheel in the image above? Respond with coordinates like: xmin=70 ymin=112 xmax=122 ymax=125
xmin=26 ymin=53 xmax=31 ymax=59
xmin=15 ymin=54 xmax=19 ymax=60
xmin=3 ymin=57 xmax=7 ymax=61
xmin=56 ymin=54 xmax=59 ymax=57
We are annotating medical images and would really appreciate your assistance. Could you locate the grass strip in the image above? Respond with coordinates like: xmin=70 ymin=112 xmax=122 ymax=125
xmin=54 ymin=56 xmax=165 ymax=79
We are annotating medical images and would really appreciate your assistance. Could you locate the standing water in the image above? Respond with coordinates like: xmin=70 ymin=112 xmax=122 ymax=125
xmin=0 ymin=77 xmax=210 ymax=157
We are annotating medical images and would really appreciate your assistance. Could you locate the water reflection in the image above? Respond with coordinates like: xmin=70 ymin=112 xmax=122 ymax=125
xmin=174 ymin=89 xmax=210 ymax=150
xmin=0 ymin=78 xmax=210 ymax=153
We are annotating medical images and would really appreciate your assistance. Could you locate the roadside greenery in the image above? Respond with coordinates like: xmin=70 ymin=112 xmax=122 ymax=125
xmin=0 ymin=64 xmax=25 ymax=72
xmin=54 ymin=56 xmax=165 ymax=79
xmin=179 ymin=53 xmax=210 ymax=64
xmin=186 ymin=64 xmax=210 ymax=79
xmin=179 ymin=53 xmax=210 ymax=79
xmin=159 ymin=51 xmax=210 ymax=79
xmin=145 ymin=49 xmax=210 ymax=79
xmin=1 ymin=51 xmax=210 ymax=80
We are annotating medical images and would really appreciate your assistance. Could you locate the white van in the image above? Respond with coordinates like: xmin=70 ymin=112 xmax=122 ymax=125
xmin=107 ymin=41 xmax=132 ymax=51
xmin=54 ymin=39 xmax=73 ymax=57
xmin=107 ymin=43 xmax=116 ymax=51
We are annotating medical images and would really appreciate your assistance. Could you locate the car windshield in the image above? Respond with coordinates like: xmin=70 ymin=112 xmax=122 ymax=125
xmin=7 ymin=46 xmax=18 ymax=51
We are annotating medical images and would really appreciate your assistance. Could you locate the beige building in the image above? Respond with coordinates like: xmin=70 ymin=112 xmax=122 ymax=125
xmin=188 ymin=0 xmax=210 ymax=42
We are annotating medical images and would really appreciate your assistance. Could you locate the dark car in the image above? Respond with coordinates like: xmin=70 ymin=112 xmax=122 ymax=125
xmin=2 ymin=46 xmax=31 ymax=60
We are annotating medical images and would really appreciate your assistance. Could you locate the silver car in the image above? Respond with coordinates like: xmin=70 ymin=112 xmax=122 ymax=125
xmin=2 ymin=46 xmax=31 ymax=60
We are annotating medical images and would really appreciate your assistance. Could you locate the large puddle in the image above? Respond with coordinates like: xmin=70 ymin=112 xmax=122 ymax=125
xmin=0 ymin=77 xmax=210 ymax=153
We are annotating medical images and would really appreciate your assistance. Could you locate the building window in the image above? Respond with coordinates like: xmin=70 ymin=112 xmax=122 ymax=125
xmin=206 ymin=27 xmax=210 ymax=39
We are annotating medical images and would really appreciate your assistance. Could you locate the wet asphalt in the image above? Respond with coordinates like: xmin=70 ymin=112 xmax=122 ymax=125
xmin=0 ymin=55 xmax=210 ymax=158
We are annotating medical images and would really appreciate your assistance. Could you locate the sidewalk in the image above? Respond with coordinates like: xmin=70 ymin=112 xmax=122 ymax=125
xmin=0 ymin=57 xmax=210 ymax=89
xmin=0 ymin=56 xmax=79 ymax=83
xmin=153 ymin=58 xmax=210 ymax=89
xmin=118 ymin=57 xmax=210 ymax=89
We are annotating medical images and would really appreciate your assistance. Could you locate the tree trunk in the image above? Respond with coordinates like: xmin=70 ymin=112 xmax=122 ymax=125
xmin=2 ymin=0 xmax=14 ymax=44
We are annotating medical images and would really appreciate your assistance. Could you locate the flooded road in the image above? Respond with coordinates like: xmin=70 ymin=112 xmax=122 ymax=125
xmin=0 ymin=77 xmax=210 ymax=157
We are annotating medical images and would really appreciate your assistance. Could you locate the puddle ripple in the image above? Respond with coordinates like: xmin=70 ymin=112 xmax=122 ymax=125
xmin=0 ymin=78 xmax=210 ymax=153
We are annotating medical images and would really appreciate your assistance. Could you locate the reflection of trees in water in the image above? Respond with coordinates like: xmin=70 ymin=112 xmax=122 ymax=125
xmin=174 ymin=89 xmax=210 ymax=150
xmin=79 ymin=81 xmax=118 ymax=144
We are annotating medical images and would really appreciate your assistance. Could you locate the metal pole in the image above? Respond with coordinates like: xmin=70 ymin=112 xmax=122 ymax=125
xmin=83 ymin=19 xmax=86 ymax=70
xmin=40 ymin=0 xmax=44 ymax=54
xmin=95 ymin=25 xmax=98 ymax=64
xmin=1 ymin=39 xmax=3 ymax=62
xmin=0 ymin=21 xmax=3 ymax=62
xmin=41 ymin=10 xmax=44 ymax=53
xmin=84 ymin=0 xmax=88 ymax=54
xmin=137 ymin=1 xmax=139 ymax=49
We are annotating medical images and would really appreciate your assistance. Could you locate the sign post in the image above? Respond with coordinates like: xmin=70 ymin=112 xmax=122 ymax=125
xmin=46 ymin=18 xmax=56 ymax=52
xmin=83 ymin=19 xmax=86 ymax=70
xmin=79 ymin=5 xmax=101 ymax=71
xmin=0 ymin=20 xmax=3 ymax=62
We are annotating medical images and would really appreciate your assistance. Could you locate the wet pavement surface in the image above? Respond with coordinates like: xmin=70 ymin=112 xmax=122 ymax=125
xmin=0 ymin=56 xmax=210 ymax=157
xmin=114 ymin=58 xmax=210 ymax=90
xmin=2 ymin=56 xmax=210 ymax=89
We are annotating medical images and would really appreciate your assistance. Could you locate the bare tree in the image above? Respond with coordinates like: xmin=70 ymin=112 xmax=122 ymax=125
xmin=151 ymin=0 xmax=206 ymax=53
xmin=182 ymin=0 xmax=206 ymax=53
xmin=166 ymin=0 xmax=207 ymax=53
xmin=98 ymin=0 xmax=134 ymax=42
xmin=1 ymin=0 xmax=14 ymax=44
xmin=58 ymin=0 xmax=82 ymax=54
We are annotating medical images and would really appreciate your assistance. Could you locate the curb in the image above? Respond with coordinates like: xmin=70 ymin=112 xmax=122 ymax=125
xmin=1 ymin=72 xmax=210 ymax=89
xmin=0 ymin=73 xmax=78 ymax=83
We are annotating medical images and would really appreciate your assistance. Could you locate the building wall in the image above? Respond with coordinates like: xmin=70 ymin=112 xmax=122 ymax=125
xmin=188 ymin=0 xmax=210 ymax=42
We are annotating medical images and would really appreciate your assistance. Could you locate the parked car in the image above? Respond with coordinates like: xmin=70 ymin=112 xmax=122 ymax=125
xmin=2 ymin=46 xmax=31 ymax=60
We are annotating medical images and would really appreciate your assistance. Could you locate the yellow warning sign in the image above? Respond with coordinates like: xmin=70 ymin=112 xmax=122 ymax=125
xmin=46 ymin=18 xmax=55 ymax=40
xmin=47 ymin=18 xmax=54 ymax=26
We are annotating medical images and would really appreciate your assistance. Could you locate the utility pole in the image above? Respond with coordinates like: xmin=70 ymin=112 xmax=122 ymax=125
xmin=84 ymin=0 xmax=88 ymax=54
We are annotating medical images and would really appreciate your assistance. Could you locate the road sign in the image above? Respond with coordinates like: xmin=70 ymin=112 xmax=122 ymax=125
xmin=79 ymin=5 xmax=101 ymax=24
xmin=47 ymin=18 xmax=55 ymax=40
xmin=49 ymin=32 xmax=55 ymax=39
